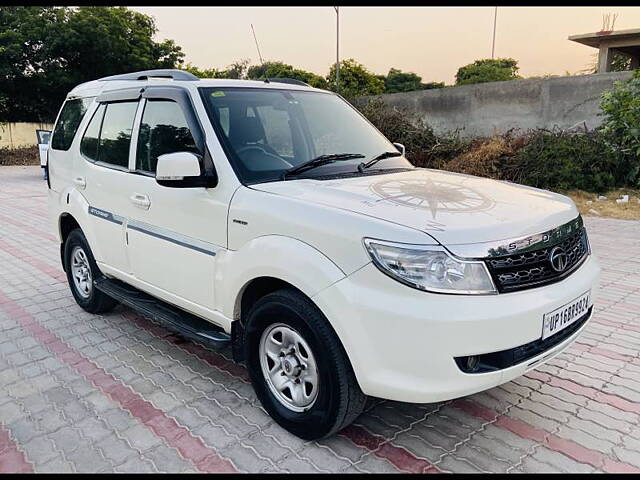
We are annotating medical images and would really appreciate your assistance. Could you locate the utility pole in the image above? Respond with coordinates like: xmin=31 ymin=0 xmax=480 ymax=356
xmin=491 ymin=6 xmax=498 ymax=59
xmin=334 ymin=6 xmax=340 ymax=93
xmin=251 ymin=23 xmax=264 ymax=64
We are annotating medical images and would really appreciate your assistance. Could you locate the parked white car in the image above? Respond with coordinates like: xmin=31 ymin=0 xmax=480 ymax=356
xmin=47 ymin=69 xmax=600 ymax=439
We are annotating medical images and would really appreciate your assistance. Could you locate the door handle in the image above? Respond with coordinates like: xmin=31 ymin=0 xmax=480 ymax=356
xmin=129 ymin=193 xmax=151 ymax=210
xmin=73 ymin=176 xmax=86 ymax=189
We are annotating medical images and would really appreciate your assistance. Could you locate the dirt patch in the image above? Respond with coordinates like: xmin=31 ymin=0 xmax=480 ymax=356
xmin=566 ymin=189 xmax=640 ymax=221
xmin=0 ymin=146 xmax=40 ymax=166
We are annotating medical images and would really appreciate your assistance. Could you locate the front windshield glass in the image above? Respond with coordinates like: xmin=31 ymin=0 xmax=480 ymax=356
xmin=200 ymin=87 xmax=413 ymax=183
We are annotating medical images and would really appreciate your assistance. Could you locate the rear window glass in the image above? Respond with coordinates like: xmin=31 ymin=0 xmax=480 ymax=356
xmin=51 ymin=98 xmax=93 ymax=151
xmin=80 ymin=104 xmax=105 ymax=161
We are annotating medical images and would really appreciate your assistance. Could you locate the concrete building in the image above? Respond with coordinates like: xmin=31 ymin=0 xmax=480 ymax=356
xmin=569 ymin=28 xmax=640 ymax=73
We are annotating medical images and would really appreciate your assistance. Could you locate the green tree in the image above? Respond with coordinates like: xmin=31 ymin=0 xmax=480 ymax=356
xmin=182 ymin=59 xmax=250 ymax=80
xmin=246 ymin=61 xmax=327 ymax=88
xmin=609 ymin=53 xmax=633 ymax=72
xmin=0 ymin=6 xmax=184 ymax=122
xmin=384 ymin=67 xmax=445 ymax=93
xmin=221 ymin=59 xmax=250 ymax=79
xmin=181 ymin=63 xmax=225 ymax=79
xmin=385 ymin=68 xmax=421 ymax=93
xmin=455 ymin=58 xmax=519 ymax=86
xmin=326 ymin=59 xmax=384 ymax=99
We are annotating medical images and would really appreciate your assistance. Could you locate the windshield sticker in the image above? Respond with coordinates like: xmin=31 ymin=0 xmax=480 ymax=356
xmin=210 ymin=91 xmax=225 ymax=97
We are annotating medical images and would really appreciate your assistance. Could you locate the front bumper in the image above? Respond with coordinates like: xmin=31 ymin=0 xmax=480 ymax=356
xmin=312 ymin=253 xmax=600 ymax=403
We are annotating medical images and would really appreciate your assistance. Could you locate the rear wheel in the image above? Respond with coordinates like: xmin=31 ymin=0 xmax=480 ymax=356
xmin=64 ymin=229 xmax=117 ymax=314
xmin=244 ymin=288 xmax=366 ymax=439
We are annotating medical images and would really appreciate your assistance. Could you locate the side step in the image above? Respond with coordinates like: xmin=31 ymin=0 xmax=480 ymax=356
xmin=95 ymin=276 xmax=230 ymax=345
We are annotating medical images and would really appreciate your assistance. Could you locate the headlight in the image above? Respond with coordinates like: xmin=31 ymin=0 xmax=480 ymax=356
xmin=363 ymin=238 xmax=497 ymax=294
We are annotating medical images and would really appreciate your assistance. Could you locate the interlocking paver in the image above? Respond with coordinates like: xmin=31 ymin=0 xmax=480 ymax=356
xmin=1 ymin=165 xmax=639 ymax=472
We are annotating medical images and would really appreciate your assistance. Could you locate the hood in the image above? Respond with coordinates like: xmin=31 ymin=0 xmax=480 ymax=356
xmin=252 ymin=168 xmax=578 ymax=246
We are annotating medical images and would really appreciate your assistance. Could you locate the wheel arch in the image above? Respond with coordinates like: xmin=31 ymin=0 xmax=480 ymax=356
xmin=224 ymin=236 xmax=348 ymax=362
xmin=230 ymin=276 xmax=293 ymax=361
xmin=58 ymin=212 xmax=81 ymax=271
xmin=56 ymin=189 xmax=103 ymax=271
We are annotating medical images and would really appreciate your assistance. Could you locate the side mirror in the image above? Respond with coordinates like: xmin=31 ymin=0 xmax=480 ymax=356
xmin=393 ymin=142 xmax=406 ymax=156
xmin=155 ymin=151 xmax=216 ymax=188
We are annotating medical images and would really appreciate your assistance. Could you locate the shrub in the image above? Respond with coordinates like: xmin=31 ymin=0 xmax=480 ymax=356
xmin=508 ymin=129 xmax=618 ymax=193
xmin=357 ymin=96 xmax=631 ymax=194
xmin=600 ymin=69 xmax=640 ymax=188
xmin=441 ymin=130 xmax=530 ymax=179
xmin=355 ymin=97 xmax=468 ymax=168
xmin=0 ymin=146 xmax=39 ymax=166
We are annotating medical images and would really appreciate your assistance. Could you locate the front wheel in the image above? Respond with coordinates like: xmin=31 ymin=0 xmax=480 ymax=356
xmin=244 ymin=289 xmax=366 ymax=440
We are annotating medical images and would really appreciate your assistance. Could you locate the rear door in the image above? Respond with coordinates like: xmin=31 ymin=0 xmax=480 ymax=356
xmin=76 ymin=97 xmax=142 ymax=274
xmin=48 ymin=97 xmax=93 ymax=193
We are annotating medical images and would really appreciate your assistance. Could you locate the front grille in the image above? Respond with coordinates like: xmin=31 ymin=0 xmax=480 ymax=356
xmin=455 ymin=306 xmax=592 ymax=373
xmin=485 ymin=227 xmax=589 ymax=293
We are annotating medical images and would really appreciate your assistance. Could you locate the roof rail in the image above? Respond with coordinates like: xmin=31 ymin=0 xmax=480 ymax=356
xmin=265 ymin=77 xmax=310 ymax=87
xmin=99 ymin=69 xmax=199 ymax=82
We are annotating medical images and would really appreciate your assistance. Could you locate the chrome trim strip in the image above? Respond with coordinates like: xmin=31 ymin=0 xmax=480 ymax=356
xmin=446 ymin=216 xmax=585 ymax=259
xmin=88 ymin=206 xmax=124 ymax=225
xmin=127 ymin=219 xmax=217 ymax=257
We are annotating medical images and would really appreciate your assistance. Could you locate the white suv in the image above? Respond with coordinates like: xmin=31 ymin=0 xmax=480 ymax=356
xmin=47 ymin=69 xmax=600 ymax=439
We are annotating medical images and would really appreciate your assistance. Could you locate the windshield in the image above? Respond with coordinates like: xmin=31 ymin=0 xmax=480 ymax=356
xmin=200 ymin=87 xmax=413 ymax=183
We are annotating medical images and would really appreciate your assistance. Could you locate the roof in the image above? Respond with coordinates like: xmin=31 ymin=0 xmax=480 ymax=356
xmin=67 ymin=69 xmax=323 ymax=99
xmin=568 ymin=27 xmax=640 ymax=48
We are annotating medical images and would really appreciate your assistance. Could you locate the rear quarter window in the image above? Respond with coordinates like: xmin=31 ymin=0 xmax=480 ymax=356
xmin=51 ymin=98 xmax=93 ymax=151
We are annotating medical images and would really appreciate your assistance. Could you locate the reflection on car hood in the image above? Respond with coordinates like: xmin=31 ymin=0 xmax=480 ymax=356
xmin=252 ymin=168 xmax=579 ymax=246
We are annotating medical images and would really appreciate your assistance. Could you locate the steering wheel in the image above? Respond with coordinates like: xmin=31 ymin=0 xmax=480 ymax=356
xmin=235 ymin=145 xmax=293 ymax=170
xmin=236 ymin=143 xmax=281 ymax=158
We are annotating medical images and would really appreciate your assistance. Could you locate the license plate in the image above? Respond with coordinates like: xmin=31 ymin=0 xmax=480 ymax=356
xmin=542 ymin=291 xmax=591 ymax=340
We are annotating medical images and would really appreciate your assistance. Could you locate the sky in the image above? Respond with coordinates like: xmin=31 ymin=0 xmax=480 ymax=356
xmin=132 ymin=6 xmax=640 ymax=84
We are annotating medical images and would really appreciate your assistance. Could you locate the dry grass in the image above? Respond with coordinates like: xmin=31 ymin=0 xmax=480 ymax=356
xmin=0 ymin=146 xmax=39 ymax=166
xmin=566 ymin=189 xmax=640 ymax=221
xmin=443 ymin=134 xmax=529 ymax=179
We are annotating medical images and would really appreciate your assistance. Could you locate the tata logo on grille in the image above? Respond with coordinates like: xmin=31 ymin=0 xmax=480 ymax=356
xmin=549 ymin=246 xmax=569 ymax=272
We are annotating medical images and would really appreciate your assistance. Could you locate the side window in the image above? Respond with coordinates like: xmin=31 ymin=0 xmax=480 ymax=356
xmin=97 ymin=102 xmax=138 ymax=168
xmin=136 ymin=100 xmax=199 ymax=174
xmin=255 ymin=105 xmax=294 ymax=157
xmin=51 ymin=98 xmax=93 ymax=151
xmin=80 ymin=104 xmax=105 ymax=161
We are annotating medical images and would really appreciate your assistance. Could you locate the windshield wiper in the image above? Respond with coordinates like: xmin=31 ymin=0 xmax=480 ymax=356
xmin=282 ymin=153 xmax=365 ymax=179
xmin=357 ymin=151 xmax=403 ymax=172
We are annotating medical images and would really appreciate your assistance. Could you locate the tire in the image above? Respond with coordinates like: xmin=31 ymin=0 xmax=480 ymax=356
xmin=64 ymin=229 xmax=118 ymax=314
xmin=244 ymin=288 xmax=366 ymax=440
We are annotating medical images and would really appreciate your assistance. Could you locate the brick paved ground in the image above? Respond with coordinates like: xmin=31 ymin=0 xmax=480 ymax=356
xmin=1 ymin=165 xmax=639 ymax=473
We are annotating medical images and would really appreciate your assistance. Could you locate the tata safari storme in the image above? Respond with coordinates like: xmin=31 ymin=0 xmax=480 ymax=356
xmin=47 ymin=69 xmax=600 ymax=439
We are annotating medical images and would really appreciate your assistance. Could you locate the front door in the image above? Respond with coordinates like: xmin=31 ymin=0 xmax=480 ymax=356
xmin=124 ymin=98 xmax=226 ymax=312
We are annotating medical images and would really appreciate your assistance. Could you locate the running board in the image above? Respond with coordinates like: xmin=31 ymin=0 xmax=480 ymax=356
xmin=94 ymin=276 xmax=230 ymax=345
